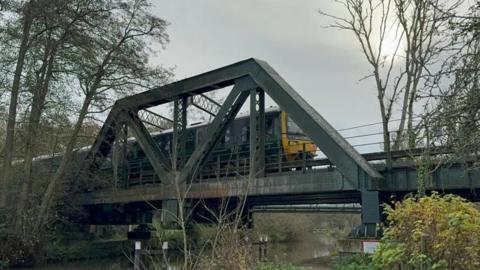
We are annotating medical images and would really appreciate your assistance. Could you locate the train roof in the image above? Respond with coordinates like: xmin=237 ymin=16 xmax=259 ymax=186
xmin=153 ymin=105 xmax=281 ymax=134
xmin=22 ymin=106 xmax=282 ymax=164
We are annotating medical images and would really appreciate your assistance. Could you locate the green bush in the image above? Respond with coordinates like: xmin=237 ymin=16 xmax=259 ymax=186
xmin=0 ymin=260 xmax=9 ymax=270
xmin=332 ymin=193 xmax=480 ymax=270
xmin=44 ymin=240 xmax=130 ymax=263
xmin=256 ymin=262 xmax=304 ymax=270
xmin=373 ymin=193 xmax=480 ymax=269
xmin=331 ymin=254 xmax=376 ymax=270
xmin=0 ymin=235 xmax=39 ymax=268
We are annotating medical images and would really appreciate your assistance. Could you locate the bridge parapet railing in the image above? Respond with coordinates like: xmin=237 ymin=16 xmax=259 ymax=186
xmin=103 ymin=143 xmax=453 ymax=188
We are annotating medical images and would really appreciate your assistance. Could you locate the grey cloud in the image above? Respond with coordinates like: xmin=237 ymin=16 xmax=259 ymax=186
xmin=150 ymin=0 xmax=387 ymax=152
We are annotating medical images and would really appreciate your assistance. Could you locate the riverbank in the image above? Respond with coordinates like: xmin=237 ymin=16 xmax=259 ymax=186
xmin=13 ymin=212 xmax=359 ymax=269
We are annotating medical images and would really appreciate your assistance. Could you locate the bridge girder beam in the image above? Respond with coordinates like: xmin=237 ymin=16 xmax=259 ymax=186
xmin=250 ymin=88 xmax=266 ymax=178
xmin=83 ymin=58 xmax=381 ymax=187
xmin=80 ymin=58 xmax=383 ymax=233
xmin=178 ymin=76 xmax=255 ymax=183
xmin=172 ymin=97 xmax=188 ymax=170
xmin=123 ymin=110 xmax=171 ymax=181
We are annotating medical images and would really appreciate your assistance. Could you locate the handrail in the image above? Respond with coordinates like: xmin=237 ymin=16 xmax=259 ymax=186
xmin=118 ymin=145 xmax=455 ymax=187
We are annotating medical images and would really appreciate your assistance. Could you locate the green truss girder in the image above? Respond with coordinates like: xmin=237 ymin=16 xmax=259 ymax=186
xmin=81 ymin=58 xmax=382 ymax=191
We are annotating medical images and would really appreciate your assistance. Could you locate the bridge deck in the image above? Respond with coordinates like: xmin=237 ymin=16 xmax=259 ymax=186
xmin=78 ymin=160 xmax=480 ymax=206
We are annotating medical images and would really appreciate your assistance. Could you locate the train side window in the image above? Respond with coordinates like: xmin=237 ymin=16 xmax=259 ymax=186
xmin=225 ymin=128 xmax=231 ymax=144
xmin=187 ymin=129 xmax=195 ymax=150
xmin=164 ymin=140 xmax=170 ymax=153
xmin=241 ymin=125 xmax=248 ymax=143
xmin=266 ymin=117 xmax=273 ymax=136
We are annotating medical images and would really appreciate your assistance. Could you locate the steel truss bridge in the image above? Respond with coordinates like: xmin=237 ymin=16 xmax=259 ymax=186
xmin=70 ymin=58 xmax=480 ymax=237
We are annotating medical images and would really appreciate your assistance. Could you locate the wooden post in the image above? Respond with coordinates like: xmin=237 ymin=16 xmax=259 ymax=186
xmin=162 ymin=241 xmax=169 ymax=269
xmin=420 ymin=233 xmax=430 ymax=270
xmin=258 ymin=235 xmax=269 ymax=261
xmin=263 ymin=235 xmax=268 ymax=260
xmin=134 ymin=241 xmax=142 ymax=270
xmin=258 ymin=236 xmax=263 ymax=261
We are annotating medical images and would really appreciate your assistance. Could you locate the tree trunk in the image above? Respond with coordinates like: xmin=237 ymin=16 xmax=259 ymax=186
xmin=0 ymin=6 xmax=33 ymax=208
xmin=407 ymin=83 xmax=417 ymax=149
xmin=380 ymin=100 xmax=392 ymax=169
xmin=372 ymin=68 xmax=393 ymax=169
xmin=15 ymin=47 xmax=56 ymax=228
xmin=36 ymin=94 xmax=91 ymax=227
xmin=36 ymin=39 xmax=113 ymax=226
xmin=394 ymin=78 xmax=411 ymax=150
xmin=393 ymin=42 xmax=414 ymax=151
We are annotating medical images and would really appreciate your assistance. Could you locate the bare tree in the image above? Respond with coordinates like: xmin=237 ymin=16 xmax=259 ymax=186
xmin=393 ymin=0 xmax=460 ymax=149
xmin=319 ymin=0 xmax=457 ymax=160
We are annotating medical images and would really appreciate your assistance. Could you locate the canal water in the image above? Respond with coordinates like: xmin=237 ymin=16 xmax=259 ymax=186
xmin=19 ymin=212 xmax=358 ymax=269
xmin=19 ymin=238 xmax=333 ymax=269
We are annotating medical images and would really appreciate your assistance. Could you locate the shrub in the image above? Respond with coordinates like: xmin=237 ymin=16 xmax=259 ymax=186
xmin=256 ymin=262 xmax=304 ymax=270
xmin=331 ymin=253 xmax=376 ymax=270
xmin=0 ymin=260 xmax=8 ymax=270
xmin=195 ymin=227 xmax=255 ymax=270
xmin=0 ymin=235 xmax=39 ymax=268
xmin=373 ymin=193 xmax=480 ymax=269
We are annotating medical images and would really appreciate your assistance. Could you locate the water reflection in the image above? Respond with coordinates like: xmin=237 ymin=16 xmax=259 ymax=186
xmin=23 ymin=212 xmax=359 ymax=270
xmin=18 ymin=257 xmax=182 ymax=270
xmin=21 ymin=239 xmax=331 ymax=270
xmin=267 ymin=239 xmax=332 ymax=269
xmin=254 ymin=212 xmax=360 ymax=269
xmin=17 ymin=258 xmax=130 ymax=270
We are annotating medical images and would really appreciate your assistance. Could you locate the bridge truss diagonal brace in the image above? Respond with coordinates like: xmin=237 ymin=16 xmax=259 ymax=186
xmin=178 ymin=76 xmax=257 ymax=183
xmin=122 ymin=110 xmax=172 ymax=182
xmin=138 ymin=109 xmax=173 ymax=131
xmin=251 ymin=59 xmax=383 ymax=188
xmin=82 ymin=107 xmax=123 ymax=177
xmin=188 ymin=93 xmax=222 ymax=117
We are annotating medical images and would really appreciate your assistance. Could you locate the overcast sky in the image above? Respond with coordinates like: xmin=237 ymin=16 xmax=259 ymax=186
xmin=151 ymin=0 xmax=389 ymax=152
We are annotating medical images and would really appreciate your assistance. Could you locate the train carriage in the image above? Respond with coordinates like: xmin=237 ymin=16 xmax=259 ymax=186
xmin=126 ymin=107 xmax=317 ymax=185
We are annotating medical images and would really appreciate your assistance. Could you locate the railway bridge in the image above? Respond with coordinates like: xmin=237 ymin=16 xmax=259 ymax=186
xmin=71 ymin=58 xmax=480 ymax=237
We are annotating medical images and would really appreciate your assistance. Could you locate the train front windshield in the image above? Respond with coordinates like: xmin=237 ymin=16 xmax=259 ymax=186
xmin=287 ymin=116 xmax=309 ymax=140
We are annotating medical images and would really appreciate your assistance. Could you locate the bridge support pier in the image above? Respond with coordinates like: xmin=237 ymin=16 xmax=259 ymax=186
xmin=359 ymin=190 xmax=381 ymax=237
xmin=161 ymin=199 xmax=179 ymax=228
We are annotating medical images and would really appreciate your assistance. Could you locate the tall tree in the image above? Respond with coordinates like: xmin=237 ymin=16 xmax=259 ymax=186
xmin=36 ymin=0 xmax=172 ymax=227
xmin=0 ymin=0 xmax=36 ymax=207
xmin=14 ymin=0 xmax=116 ymax=228
xmin=319 ymin=0 xmax=456 ymax=160
xmin=428 ymin=3 xmax=480 ymax=164
xmin=393 ymin=0 xmax=453 ymax=149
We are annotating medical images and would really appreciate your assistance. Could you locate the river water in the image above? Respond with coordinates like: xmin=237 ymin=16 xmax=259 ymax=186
xmin=19 ymin=212 xmax=359 ymax=269
xmin=268 ymin=240 xmax=332 ymax=269
xmin=20 ymin=239 xmax=332 ymax=269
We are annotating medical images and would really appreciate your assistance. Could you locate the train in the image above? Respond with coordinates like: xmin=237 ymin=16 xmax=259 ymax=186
xmin=124 ymin=107 xmax=317 ymax=182
xmin=23 ymin=107 xmax=318 ymax=185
